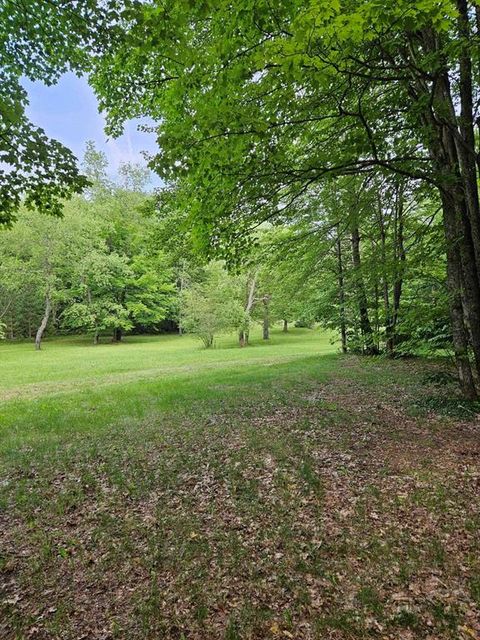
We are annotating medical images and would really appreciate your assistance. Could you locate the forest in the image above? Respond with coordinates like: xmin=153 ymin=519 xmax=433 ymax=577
xmin=0 ymin=142 xmax=447 ymax=359
xmin=1 ymin=2 xmax=480 ymax=639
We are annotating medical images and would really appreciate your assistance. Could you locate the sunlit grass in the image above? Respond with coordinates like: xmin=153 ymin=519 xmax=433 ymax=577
xmin=0 ymin=326 xmax=337 ymax=462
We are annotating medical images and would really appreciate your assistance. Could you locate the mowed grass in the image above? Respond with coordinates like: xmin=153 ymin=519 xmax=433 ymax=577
xmin=1 ymin=328 xmax=480 ymax=640
xmin=0 ymin=328 xmax=335 ymax=461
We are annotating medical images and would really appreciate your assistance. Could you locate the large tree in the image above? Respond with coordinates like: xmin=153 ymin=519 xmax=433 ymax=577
xmin=88 ymin=0 xmax=480 ymax=397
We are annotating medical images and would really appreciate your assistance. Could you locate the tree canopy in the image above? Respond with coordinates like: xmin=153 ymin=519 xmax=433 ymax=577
xmin=0 ymin=0 xmax=123 ymax=223
xmin=86 ymin=0 xmax=480 ymax=397
xmin=3 ymin=0 xmax=480 ymax=397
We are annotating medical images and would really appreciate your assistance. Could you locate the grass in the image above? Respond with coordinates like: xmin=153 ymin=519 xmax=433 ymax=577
xmin=0 ymin=328 xmax=334 ymax=398
xmin=1 ymin=327 xmax=479 ymax=639
xmin=0 ymin=328 xmax=335 ymax=461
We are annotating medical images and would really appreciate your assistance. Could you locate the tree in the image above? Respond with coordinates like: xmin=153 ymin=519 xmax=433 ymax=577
xmin=88 ymin=0 xmax=480 ymax=397
xmin=0 ymin=204 xmax=94 ymax=348
xmin=237 ymin=270 xmax=258 ymax=347
xmin=0 ymin=1 xmax=119 ymax=222
xmin=143 ymin=187 xmax=204 ymax=334
xmin=0 ymin=144 xmax=176 ymax=346
xmin=124 ymin=253 xmax=175 ymax=333
xmin=61 ymin=250 xmax=134 ymax=344
xmin=181 ymin=262 xmax=244 ymax=348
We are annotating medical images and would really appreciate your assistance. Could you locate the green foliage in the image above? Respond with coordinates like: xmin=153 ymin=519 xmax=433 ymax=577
xmin=0 ymin=1 xmax=469 ymax=366
xmin=0 ymin=2 xmax=117 ymax=222
xmin=0 ymin=144 xmax=175 ymax=343
xmin=61 ymin=250 xmax=134 ymax=338
xmin=181 ymin=262 xmax=244 ymax=347
xmin=80 ymin=2 xmax=454 ymax=357
xmin=86 ymin=0 xmax=461 ymax=255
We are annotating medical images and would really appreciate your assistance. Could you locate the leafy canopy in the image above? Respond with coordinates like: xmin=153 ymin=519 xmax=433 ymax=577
xmin=0 ymin=0 xmax=124 ymax=223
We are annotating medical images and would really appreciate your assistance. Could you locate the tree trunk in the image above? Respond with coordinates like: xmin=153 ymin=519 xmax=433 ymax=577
xmin=283 ymin=319 xmax=288 ymax=333
xmin=456 ymin=0 xmax=480 ymax=268
xmin=93 ymin=331 xmax=99 ymax=345
xmin=35 ymin=294 xmax=51 ymax=350
xmin=351 ymin=225 xmax=378 ymax=355
xmin=436 ymin=115 xmax=480 ymax=375
xmin=262 ymin=295 xmax=270 ymax=340
xmin=386 ymin=182 xmax=406 ymax=356
xmin=336 ymin=226 xmax=347 ymax=353
xmin=441 ymin=191 xmax=477 ymax=399
xmin=457 ymin=205 xmax=480 ymax=375
xmin=373 ymin=281 xmax=380 ymax=353
xmin=430 ymin=50 xmax=480 ymax=377
xmin=178 ymin=259 xmax=186 ymax=335
xmin=113 ymin=327 xmax=122 ymax=342
xmin=405 ymin=29 xmax=480 ymax=395
xmin=263 ymin=318 xmax=269 ymax=340
xmin=239 ymin=272 xmax=257 ymax=346
xmin=377 ymin=192 xmax=392 ymax=354
xmin=239 ymin=328 xmax=250 ymax=346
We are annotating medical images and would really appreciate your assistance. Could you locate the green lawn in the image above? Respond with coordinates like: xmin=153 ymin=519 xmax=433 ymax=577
xmin=0 ymin=327 xmax=336 ymax=460
xmin=0 ymin=328 xmax=336 ymax=395
xmin=1 ymin=328 xmax=479 ymax=639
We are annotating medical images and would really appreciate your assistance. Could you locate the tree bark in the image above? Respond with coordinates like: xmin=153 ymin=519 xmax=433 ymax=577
xmin=283 ymin=319 xmax=288 ymax=333
xmin=422 ymin=30 xmax=480 ymax=378
xmin=262 ymin=295 xmax=270 ymax=340
xmin=441 ymin=191 xmax=477 ymax=399
xmin=437 ymin=113 xmax=480 ymax=375
xmin=263 ymin=319 xmax=269 ymax=340
xmin=239 ymin=272 xmax=257 ymax=346
xmin=405 ymin=42 xmax=480 ymax=392
xmin=336 ymin=226 xmax=347 ymax=353
xmin=376 ymin=190 xmax=393 ymax=354
xmin=386 ymin=182 xmax=406 ymax=356
xmin=402 ymin=29 xmax=480 ymax=395
xmin=351 ymin=225 xmax=378 ymax=355
xmin=35 ymin=294 xmax=51 ymax=351
xmin=456 ymin=0 xmax=480 ymax=264
xmin=113 ymin=327 xmax=122 ymax=342
xmin=178 ymin=259 xmax=186 ymax=335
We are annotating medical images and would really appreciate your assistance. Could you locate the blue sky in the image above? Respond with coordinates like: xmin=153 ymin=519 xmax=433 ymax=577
xmin=22 ymin=73 xmax=161 ymax=187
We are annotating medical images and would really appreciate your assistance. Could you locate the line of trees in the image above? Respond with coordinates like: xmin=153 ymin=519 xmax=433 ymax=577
xmin=90 ymin=0 xmax=480 ymax=397
xmin=287 ymin=176 xmax=449 ymax=358
xmin=0 ymin=146 xmax=315 ymax=349
xmin=0 ymin=146 xmax=175 ymax=348
xmin=0 ymin=143 xmax=450 ymax=363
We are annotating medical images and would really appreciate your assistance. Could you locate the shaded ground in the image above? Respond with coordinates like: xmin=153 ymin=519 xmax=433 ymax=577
xmin=1 ymin=348 xmax=479 ymax=639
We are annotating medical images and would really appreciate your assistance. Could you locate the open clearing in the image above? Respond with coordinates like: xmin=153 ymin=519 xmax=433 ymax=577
xmin=1 ymin=329 xmax=479 ymax=639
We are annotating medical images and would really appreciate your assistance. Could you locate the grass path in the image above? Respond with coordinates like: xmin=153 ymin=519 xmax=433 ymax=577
xmin=1 ymin=329 xmax=479 ymax=639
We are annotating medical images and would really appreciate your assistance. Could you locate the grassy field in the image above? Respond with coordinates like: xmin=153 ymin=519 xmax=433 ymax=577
xmin=0 ymin=328 xmax=335 ymax=460
xmin=1 ymin=328 xmax=479 ymax=639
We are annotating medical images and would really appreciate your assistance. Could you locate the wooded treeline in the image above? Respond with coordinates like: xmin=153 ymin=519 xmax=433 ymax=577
xmin=2 ymin=1 xmax=480 ymax=396
xmin=0 ymin=144 xmax=449 ymax=360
